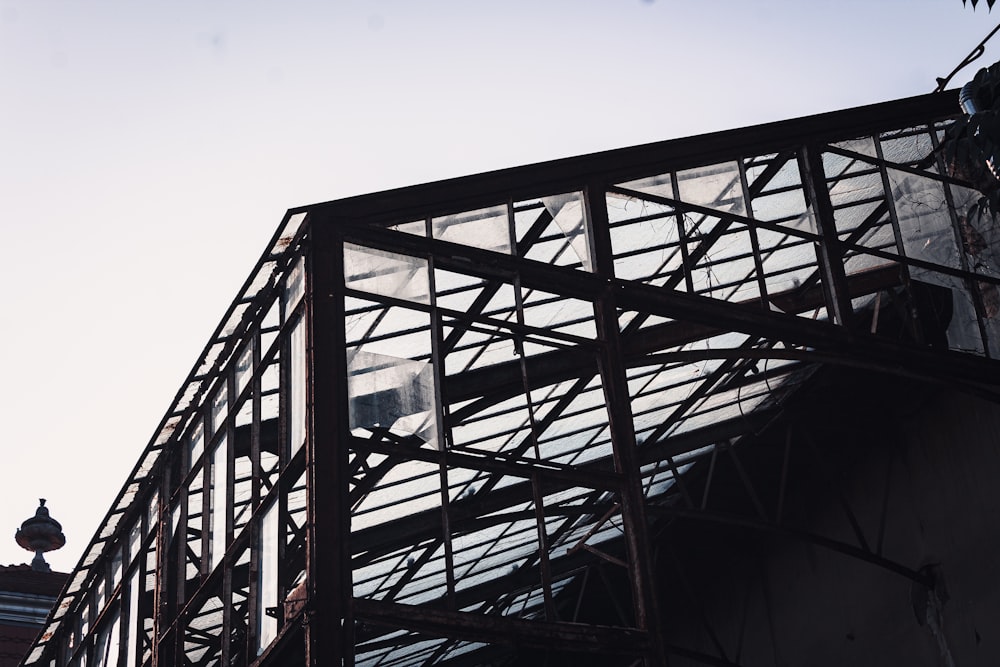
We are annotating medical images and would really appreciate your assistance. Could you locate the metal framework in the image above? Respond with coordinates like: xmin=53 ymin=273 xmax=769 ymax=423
xmin=21 ymin=89 xmax=1000 ymax=667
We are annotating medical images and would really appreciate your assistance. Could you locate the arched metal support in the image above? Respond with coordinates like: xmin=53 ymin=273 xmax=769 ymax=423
xmin=647 ymin=505 xmax=934 ymax=586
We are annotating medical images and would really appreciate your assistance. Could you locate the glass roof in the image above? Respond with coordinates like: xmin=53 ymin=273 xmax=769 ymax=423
xmin=25 ymin=90 xmax=1000 ymax=667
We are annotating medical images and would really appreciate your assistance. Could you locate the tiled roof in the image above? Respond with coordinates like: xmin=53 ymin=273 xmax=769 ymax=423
xmin=0 ymin=565 xmax=67 ymax=598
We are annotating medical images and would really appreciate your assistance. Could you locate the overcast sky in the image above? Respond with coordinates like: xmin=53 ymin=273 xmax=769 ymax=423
xmin=1 ymin=0 xmax=998 ymax=573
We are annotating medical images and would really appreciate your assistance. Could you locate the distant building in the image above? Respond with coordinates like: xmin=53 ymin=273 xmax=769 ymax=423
xmin=19 ymin=89 xmax=1000 ymax=666
xmin=0 ymin=565 xmax=66 ymax=667
xmin=1 ymin=502 xmax=66 ymax=667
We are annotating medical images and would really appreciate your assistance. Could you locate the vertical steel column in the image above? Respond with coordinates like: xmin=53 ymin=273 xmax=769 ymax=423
xmin=220 ymin=373 xmax=236 ymax=666
xmin=220 ymin=561 xmax=234 ymax=665
xmin=873 ymin=134 xmax=926 ymax=344
xmin=199 ymin=425 xmax=213 ymax=581
xmin=151 ymin=474 xmax=168 ymax=667
xmin=247 ymin=332 xmax=263 ymax=654
xmin=737 ymin=159 xmax=772 ymax=308
xmin=306 ymin=220 xmax=353 ymax=665
xmin=584 ymin=179 xmax=666 ymax=666
xmin=427 ymin=248 xmax=459 ymax=610
xmin=672 ymin=175 xmax=697 ymax=294
xmin=801 ymin=144 xmax=855 ymax=328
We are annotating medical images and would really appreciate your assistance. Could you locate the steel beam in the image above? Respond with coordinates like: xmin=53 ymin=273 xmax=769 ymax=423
xmin=302 ymin=92 xmax=958 ymax=228
xmin=306 ymin=222 xmax=354 ymax=665
xmin=353 ymin=597 xmax=648 ymax=657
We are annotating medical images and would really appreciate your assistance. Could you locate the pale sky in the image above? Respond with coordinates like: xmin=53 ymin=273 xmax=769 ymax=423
xmin=1 ymin=0 xmax=998 ymax=573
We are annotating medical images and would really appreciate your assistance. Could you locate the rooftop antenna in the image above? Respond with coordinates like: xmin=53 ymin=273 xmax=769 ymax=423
xmin=15 ymin=499 xmax=66 ymax=572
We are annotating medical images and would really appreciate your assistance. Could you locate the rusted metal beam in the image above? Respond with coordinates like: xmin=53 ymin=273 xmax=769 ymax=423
xmin=612 ymin=276 xmax=1000 ymax=391
xmin=351 ymin=435 xmax=621 ymax=493
xmin=306 ymin=223 xmax=354 ymax=665
xmin=800 ymin=143 xmax=855 ymax=327
xmin=350 ymin=468 xmax=612 ymax=566
xmin=442 ymin=262 xmax=906 ymax=412
xmin=350 ymin=412 xmax=775 ymax=562
xmin=352 ymin=597 xmax=648 ymax=656
xmin=588 ymin=179 xmax=666 ymax=666
xmin=340 ymin=220 xmax=995 ymax=396
xmin=301 ymin=92 xmax=958 ymax=228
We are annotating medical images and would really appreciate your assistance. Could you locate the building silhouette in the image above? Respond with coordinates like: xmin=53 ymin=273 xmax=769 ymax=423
xmin=20 ymin=88 xmax=1000 ymax=666
xmin=1 ymin=502 xmax=66 ymax=667
xmin=0 ymin=566 xmax=66 ymax=667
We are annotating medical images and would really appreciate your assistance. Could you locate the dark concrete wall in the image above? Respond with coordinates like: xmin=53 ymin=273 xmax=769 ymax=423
xmin=657 ymin=373 xmax=1000 ymax=667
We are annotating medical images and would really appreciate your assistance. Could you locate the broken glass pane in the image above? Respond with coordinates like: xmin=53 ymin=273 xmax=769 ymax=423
xmin=389 ymin=220 xmax=427 ymax=237
xmin=348 ymin=350 xmax=437 ymax=445
xmin=880 ymin=126 xmax=934 ymax=165
xmin=618 ymin=172 xmax=674 ymax=200
xmin=432 ymin=204 xmax=511 ymax=255
xmin=541 ymin=192 xmax=593 ymax=271
xmin=888 ymin=169 xmax=961 ymax=272
xmin=515 ymin=192 xmax=593 ymax=271
xmin=344 ymin=243 xmax=430 ymax=304
xmin=676 ymin=161 xmax=746 ymax=216
xmin=282 ymin=256 xmax=305 ymax=320
xmin=270 ymin=211 xmax=306 ymax=256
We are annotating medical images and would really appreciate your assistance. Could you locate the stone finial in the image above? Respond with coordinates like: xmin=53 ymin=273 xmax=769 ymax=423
xmin=15 ymin=499 xmax=66 ymax=572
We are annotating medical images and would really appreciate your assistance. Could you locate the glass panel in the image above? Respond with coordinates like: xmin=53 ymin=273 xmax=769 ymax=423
xmin=229 ymin=546 xmax=252 ymax=663
xmin=745 ymin=152 xmax=812 ymax=229
xmin=187 ymin=419 xmax=204 ymax=471
xmin=352 ymin=459 xmax=440 ymax=534
xmin=91 ymin=610 xmax=119 ymax=667
xmin=271 ymin=211 xmax=306 ymax=255
xmin=832 ymin=136 xmax=878 ymax=159
xmin=290 ymin=319 xmax=306 ymax=457
xmin=141 ymin=545 xmax=155 ymax=663
xmin=676 ymin=161 xmax=746 ymax=216
xmin=619 ymin=172 xmax=673 ymax=200
xmin=233 ymin=448 xmax=254 ymax=535
xmin=344 ymin=243 xmax=430 ymax=304
xmin=110 ymin=548 xmax=123 ymax=595
xmin=348 ymin=350 xmax=436 ymax=445
xmin=184 ymin=594 xmax=223 ymax=664
xmin=283 ymin=255 xmax=305 ymax=318
xmin=186 ymin=467 xmax=204 ymax=596
xmin=125 ymin=570 xmax=139 ymax=667
xmin=607 ymin=189 xmax=683 ymax=285
xmin=346 ymin=300 xmax=437 ymax=446
xmin=888 ymin=169 xmax=961 ymax=272
xmin=451 ymin=391 xmax=531 ymax=456
xmin=389 ymin=219 xmax=427 ymax=236
xmin=146 ymin=490 xmax=159 ymax=537
xmin=94 ymin=584 xmax=106 ymax=625
xmin=432 ymin=204 xmax=511 ymax=254
xmin=880 ymin=126 xmax=934 ymax=165
xmin=256 ymin=500 xmax=278 ymax=656
xmin=211 ymin=384 xmax=228 ymax=437
xmin=520 ymin=287 xmax=596 ymax=339
xmin=515 ymin=192 xmax=592 ymax=270
xmin=127 ymin=520 xmax=141 ymax=567
xmin=235 ymin=340 xmax=253 ymax=399
xmin=541 ymin=192 xmax=592 ymax=271
xmin=209 ymin=437 xmax=228 ymax=570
